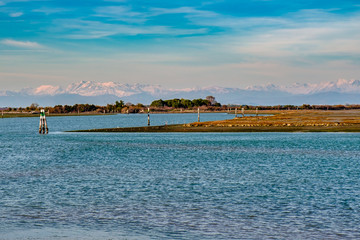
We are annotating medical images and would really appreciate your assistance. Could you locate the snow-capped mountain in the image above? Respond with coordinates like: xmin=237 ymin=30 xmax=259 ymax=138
xmin=1 ymin=79 xmax=359 ymax=107
xmin=17 ymin=79 xmax=360 ymax=97
xmin=65 ymin=81 xmax=166 ymax=97
xmin=20 ymin=85 xmax=64 ymax=96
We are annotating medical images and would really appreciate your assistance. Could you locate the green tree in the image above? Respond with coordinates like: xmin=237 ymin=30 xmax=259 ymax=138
xmin=150 ymin=99 xmax=165 ymax=107
xmin=192 ymin=98 xmax=210 ymax=107
xmin=115 ymin=100 xmax=124 ymax=112
xmin=181 ymin=99 xmax=193 ymax=108
xmin=64 ymin=105 xmax=73 ymax=113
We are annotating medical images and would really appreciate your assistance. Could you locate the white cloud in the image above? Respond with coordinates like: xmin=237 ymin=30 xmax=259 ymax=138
xmin=149 ymin=7 xmax=218 ymax=18
xmin=32 ymin=7 xmax=71 ymax=15
xmin=94 ymin=6 xmax=145 ymax=23
xmin=55 ymin=6 xmax=215 ymax=39
xmin=230 ymin=16 xmax=360 ymax=59
xmin=172 ymin=7 xmax=360 ymax=64
xmin=9 ymin=12 xmax=23 ymax=17
xmin=54 ymin=19 xmax=208 ymax=39
xmin=93 ymin=6 xmax=218 ymax=24
xmin=1 ymin=39 xmax=43 ymax=48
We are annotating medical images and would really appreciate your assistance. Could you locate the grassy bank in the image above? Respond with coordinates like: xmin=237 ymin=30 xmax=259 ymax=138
xmin=68 ymin=110 xmax=360 ymax=132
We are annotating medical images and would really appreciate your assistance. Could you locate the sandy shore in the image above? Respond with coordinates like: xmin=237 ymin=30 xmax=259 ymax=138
xmin=69 ymin=110 xmax=360 ymax=132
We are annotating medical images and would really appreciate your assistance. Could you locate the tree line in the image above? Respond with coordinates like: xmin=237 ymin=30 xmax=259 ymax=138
xmin=150 ymin=96 xmax=221 ymax=108
xmin=3 ymin=97 xmax=360 ymax=114
xmin=4 ymin=96 xmax=224 ymax=114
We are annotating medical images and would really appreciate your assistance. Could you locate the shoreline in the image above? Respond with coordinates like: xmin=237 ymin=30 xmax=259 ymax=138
xmin=0 ymin=110 xmax=273 ymax=118
xmin=0 ymin=112 xmax=116 ymax=118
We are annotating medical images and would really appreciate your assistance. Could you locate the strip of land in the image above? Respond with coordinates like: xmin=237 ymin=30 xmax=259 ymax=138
xmin=0 ymin=112 xmax=114 ymax=118
xmin=69 ymin=110 xmax=360 ymax=132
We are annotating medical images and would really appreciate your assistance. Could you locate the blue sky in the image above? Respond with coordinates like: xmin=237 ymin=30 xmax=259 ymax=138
xmin=1 ymin=0 xmax=360 ymax=90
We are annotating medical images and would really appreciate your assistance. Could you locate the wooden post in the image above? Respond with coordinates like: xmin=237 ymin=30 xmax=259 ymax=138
xmin=147 ymin=108 xmax=150 ymax=126
xmin=197 ymin=108 xmax=200 ymax=122
xmin=235 ymin=108 xmax=237 ymax=118
xmin=39 ymin=114 xmax=42 ymax=134
xmin=242 ymin=107 xmax=245 ymax=117
xmin=1 ymin=111 xmax=3 ymax=119
xmin=44 ymin=114 xmax=48 ymax=134
xmin=256 ymin=107 xmax=258 ymax=117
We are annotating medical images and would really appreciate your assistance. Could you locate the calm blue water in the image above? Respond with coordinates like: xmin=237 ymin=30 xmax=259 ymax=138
xmin=1 ymin=113 xmax=360 ymax=239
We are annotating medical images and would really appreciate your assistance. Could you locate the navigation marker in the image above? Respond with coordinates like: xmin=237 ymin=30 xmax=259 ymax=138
xmin=39 ymin=109 xmax=48 ymax=134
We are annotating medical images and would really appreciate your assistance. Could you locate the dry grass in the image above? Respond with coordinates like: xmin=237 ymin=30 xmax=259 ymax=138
xmin=188 ymin=110 xmax=360 ymax=128
xmin=72 ymin=110 xmax=360 ymax=132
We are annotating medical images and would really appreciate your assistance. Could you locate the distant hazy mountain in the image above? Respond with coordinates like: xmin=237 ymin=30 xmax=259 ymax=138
xmin=246 ymin=79 xmax=360 ymax=94
xmin=1 ymin=79 xmax=359 ymax=107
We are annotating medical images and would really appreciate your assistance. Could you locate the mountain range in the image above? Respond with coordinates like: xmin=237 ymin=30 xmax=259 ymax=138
xmin=1 ymin=79 xmax=359 ymax=107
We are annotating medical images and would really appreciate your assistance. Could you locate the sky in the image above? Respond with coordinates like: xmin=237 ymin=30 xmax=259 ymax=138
xmin=1 ymin=0 xmax=360 ymax=90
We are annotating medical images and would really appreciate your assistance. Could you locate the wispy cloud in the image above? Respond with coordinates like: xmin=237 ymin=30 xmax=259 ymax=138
xmin=53 ymin=19 xmax=208 ymax=39
xmin=1 ymin=39 xmax=43 ymax=48
xmin=230 ymin=14 xmax=360 ymax=59
xmin=149 ymin=7 xmax=218 ymax=18
xmin=93 ymin=6 xmax=218 ymax=24
xmin=32 ymin=7 xmax=71 ymax=15
xmin=169 ymin=7 xmax=360 ymax=64
xmin=1 ymin=0 xmax=360 ymax=89
xmin=9 ymin=12 xmax=23 ymax=17
xmin=94 ymin=6 xmax=146 ymax=23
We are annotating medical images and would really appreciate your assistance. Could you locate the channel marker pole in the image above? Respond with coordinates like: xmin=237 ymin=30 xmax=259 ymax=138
xmin=39 ymin=109 xmax=49 ymax=134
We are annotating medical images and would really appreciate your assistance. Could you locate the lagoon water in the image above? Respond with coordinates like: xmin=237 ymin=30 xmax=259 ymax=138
xmin=1 ymin=113 xmax=360 ymax=239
